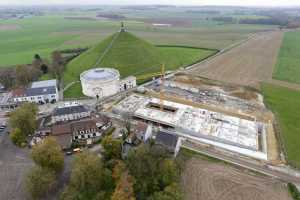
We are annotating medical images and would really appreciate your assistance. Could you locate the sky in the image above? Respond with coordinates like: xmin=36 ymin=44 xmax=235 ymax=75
xmin=1 ymin=0 xmax=300 ymax=7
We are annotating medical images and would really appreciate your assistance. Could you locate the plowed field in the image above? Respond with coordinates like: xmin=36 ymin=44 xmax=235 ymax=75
xmin=182 ymin=158 xmax=291 ymax=200
xmin=189 ymin=31 xmax=292 ymax=89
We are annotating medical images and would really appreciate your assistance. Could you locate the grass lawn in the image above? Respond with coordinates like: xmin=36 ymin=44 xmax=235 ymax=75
xmin=64 ymin=82 xmax=84 ymax=99
xmin=273 ymin=31 xmax=300 ymax=84
xmin=262 ymin=83 xmax=300 ymax=168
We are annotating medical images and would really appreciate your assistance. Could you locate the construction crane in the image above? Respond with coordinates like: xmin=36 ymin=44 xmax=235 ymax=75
xmin=160 ymin=64 xmax=165 ymax=111
xmin=135 ymin=72 xmax=162 ymax=80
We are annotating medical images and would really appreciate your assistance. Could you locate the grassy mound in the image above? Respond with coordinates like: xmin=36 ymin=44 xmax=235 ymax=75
xmin=64 ymin=31 xmax=216 ymax=86
xmin=64 ymin=31 xmax=162 ymax=84
xmin=262 ymin=83 xmax=300 ymax=168
xmin=63 ymin=31 xmax=216 ymax=98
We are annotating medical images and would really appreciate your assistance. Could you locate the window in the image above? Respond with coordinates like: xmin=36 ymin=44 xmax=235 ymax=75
xmin=38 ymin=96 xmax=42 ymax=99
xmin=51 ymin=95 xmax=55 ymax=98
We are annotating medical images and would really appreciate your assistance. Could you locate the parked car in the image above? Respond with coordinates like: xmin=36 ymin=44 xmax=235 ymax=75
xmin=73 ymin=148 xmax=82 ymax=153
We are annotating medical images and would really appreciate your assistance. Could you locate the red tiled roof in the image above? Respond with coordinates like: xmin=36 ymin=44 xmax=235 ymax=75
xmin=52 ymin=123 xmax=71 ymax=136
xmin=71 ymin=119 xmax=97 ymax=132
xmin=12 ymin=88 xmax=26 ymax=97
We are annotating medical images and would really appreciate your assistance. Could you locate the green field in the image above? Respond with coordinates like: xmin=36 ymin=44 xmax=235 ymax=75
xmin=0 ymin=10 xmax=276 ymax=67
xmin=262 ymin=84 xmax=300 ymax=168
xmin=273 ymin=31 xmax=300 ymax=84
xmin=64 ymin=82 xmax=84 ymax=99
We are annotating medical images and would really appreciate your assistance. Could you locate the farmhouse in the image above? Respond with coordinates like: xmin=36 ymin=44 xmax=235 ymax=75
xmin=71 ymin=117 xmax=112 ymax=145
xmin=12 ymin=79 xmax=59 ymax=104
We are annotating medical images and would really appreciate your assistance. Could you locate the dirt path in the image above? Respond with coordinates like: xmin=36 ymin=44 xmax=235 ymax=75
xmin=188 ymin=31 xmax=300 ymax=90
xmin=182 ymin=158 xmax=291 ymax=200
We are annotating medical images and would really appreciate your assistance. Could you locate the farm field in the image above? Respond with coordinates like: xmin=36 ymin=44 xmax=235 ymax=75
xmin=188 ymin=31 xmax=284 ymax=89
xmin=262 ymin=84 xmax=300 ymax=168
xmin=181 ymin=152 xmax=291 ymax=200
xmin=0 ymin=13 xmax=276 ymax=67
xmin=273 ymin=30 xmax=300 ymax=84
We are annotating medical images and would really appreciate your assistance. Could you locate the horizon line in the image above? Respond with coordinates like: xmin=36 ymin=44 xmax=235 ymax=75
xmin=1 ymin=3 xmax=300 ymax=8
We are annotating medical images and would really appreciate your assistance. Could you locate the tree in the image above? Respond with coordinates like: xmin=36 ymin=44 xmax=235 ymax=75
xmin=101 ymin=135 xmax=122 ymax=161
xmin=25 ymin=166 xmax=56 ymax=200
xmin=10 ymin=128 xmax=26 ymax=147
xmin=112 ymin=160 xmax=127 ymax=180
xmin=126 ymin=145 xmax=180 ymax=199
xmin=60 ymin=152 xmax=114 ymax=200
xmin=0 ymin=68 xmax=15 ymax=89
xmin=32 ymin=54 xmax=43 ymax=69
xmin=148 ymin=183 xmax=182 ymax=200
xmin=51 ymin=51 xmax=64 ymax=81
xmin=9 ymin=103 xmax=37 ymax=137
xmin=15 ymin=65 xmax=31 ymax=86
xmin=111 ymin=171 xmax=136 ymax=200
xmin=15 ymin=65 xmax=41 ymax=86
xmin=31 ymin=137 xmax=64 ymax=173
xmin=34 ymin=54 xmax=41 ymax=60
xmin=40 ymin=64 xmax=48 ymax=74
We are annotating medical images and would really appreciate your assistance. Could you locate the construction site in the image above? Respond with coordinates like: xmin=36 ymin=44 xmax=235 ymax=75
xmin=112 ymin=72 xmax=280 ymax=162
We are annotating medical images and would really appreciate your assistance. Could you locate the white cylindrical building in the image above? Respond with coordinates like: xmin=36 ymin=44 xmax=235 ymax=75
xmin=80 ymin=68 xmax=120 ymax=98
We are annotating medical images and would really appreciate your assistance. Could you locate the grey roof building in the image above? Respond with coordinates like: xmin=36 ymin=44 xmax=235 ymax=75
xmin=155 ymin=130 xmax=182 ymax=157
xmin=31 ymin=79 xmax=57 ymax=88
xmin=53 ymin=105 xmax=88 ymax=116
xmin=25 ymin=86 xmax=57 ymax=96
xmin=52 ymin=104 xmax=91 ymax=124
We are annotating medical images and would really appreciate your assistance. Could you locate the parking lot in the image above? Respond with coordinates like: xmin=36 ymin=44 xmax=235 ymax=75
xmin=0 ymin=125 xmax=33 ymax=200
xmin=0 ymin=111 xmax=75 ymax=200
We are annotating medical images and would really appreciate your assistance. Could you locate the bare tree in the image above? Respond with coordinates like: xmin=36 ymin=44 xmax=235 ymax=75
xmin=51 ymin=51 xmax=64 ymax=81
xmin=16 ymin=65 xmax=32 ymax=86
xmin=0 ymin=68 xmax=16 ymax=89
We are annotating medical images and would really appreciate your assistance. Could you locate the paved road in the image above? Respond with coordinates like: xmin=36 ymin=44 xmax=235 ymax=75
xmin=0 ymin=129 xmax=33 ymax=200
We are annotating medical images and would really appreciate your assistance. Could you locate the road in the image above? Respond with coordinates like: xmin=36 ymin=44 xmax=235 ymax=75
xmin=0 ymin=127 xmax=33 ymax=200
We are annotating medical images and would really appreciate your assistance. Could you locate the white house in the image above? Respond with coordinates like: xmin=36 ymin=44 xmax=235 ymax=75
xmin=12 ymin=79 xmax=59 ymax=104
xmin=71 ymin=118 xmax=112 ymax=145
